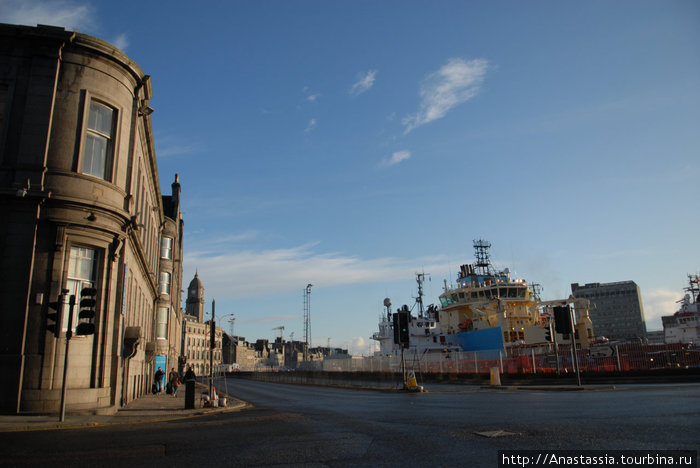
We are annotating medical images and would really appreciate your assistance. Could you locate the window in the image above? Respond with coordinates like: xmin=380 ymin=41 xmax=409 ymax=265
xmin=156 ymin=307 xmax=168 ymax=339
xmin=82 ymin=101 xmax=116 ymax=180
xmin=159 ymin=272 xmax=171 ymax=295
xmin=63 ymin=246 xmax=98 ymax=332
xmin=161 ymin=237 xmax=173 ymax=259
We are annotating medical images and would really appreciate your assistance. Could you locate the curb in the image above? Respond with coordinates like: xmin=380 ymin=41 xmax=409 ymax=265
xmin=0 ymin=393 xmax=249 ymax=433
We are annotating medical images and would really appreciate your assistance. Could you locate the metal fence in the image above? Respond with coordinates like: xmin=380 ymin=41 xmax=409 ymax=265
xmin=305 ymin=343 xmax=700 ymax=375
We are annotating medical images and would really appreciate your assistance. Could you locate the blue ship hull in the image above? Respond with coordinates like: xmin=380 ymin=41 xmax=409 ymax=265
xmin=448 ymin=327 xmax=505 ymax=354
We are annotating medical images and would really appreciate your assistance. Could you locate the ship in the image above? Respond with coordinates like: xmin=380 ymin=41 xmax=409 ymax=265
xmin=372 ymin=272 xmax=462 ymax=358
xmin=662 ymin=275 xmax=700 ymax=344
xmin=372 ymin=240 xmax=596 ymax=357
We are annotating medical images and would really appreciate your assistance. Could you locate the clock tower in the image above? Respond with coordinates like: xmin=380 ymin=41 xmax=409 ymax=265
xmin=185 ymin=272 xmax=205 ymax=323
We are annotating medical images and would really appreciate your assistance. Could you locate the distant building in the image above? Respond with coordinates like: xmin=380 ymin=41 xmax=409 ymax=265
xmin=181 ymin=274 xmax=223 ymax=376
xmin=0 ymin=24 xmax=183 ymax=413
xmin=646 ymin=330 xmax=665 ymax=345
xmin=571 ymin=281 xmax=647 ymax=341
xmin=223 ymin=335 xmax=258 ymax=371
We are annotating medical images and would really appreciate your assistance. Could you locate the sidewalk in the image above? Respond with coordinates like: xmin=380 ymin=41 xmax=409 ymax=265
xmin=0 ymin=381 xmax=247 ymax=433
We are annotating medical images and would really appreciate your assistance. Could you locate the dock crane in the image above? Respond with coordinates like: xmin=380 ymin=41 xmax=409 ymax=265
xmin=272 ymin=326 xmax=284 ymax=342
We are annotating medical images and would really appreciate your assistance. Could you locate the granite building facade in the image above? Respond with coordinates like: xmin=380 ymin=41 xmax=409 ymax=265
xmin=0 ymin=24 xmax=183 ymax=413
xmin=571 ymin=281 xmax=647 ymax=342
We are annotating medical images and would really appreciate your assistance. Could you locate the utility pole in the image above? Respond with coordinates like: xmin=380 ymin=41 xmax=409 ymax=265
xmin=570 ymin=305 xmax=582 ymax=387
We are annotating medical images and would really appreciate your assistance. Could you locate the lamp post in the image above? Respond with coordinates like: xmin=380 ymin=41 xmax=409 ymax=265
xmin=209 ymin=299 xmax=215 ymax=400
xmin=217 ymin=313 xmax=236 ymax=337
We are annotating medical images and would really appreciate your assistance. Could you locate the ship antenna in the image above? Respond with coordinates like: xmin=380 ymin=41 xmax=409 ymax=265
xmin=685 ymin=274 xmax=700 ymax=303
xmin=530 ymin=282 xmax=543 ymax=302
xmin=415 ymin=271 xmax=431 ymax=318
xmin=473 ymin=239 xmax=492 ymax=275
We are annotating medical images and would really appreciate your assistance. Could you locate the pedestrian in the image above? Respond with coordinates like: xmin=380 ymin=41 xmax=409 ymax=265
xmin=168 ymin=367 xmax=180 ymax=397
xmin=185 ymin=366 xmax=196 ymax=381
xmin=154 ymin=367 xmax=165 ymax=394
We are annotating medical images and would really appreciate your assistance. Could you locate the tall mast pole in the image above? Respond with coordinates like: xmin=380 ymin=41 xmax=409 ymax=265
xmin=303 ymin=284 xmax=312 ymax=361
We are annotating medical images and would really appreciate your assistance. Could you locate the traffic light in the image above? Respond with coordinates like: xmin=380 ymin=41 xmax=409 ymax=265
xmin=76 ymin=287 xmax=97 ymax=336
xmin=47 ymin=292 xmax=65 ymax=337
xmin=392 ymin=313 xmax=400 ymax=344
xmin=398 ymin=311 xmax=409 ymax=345
xmin=553 ymin=306 xmax=571 ymax=334
xmin=544 ymin=321 xmax=553 ymax=342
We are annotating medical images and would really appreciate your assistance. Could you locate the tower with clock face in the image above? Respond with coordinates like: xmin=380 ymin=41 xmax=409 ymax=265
xmin=185 ymin=272 xmax=205 ymax=323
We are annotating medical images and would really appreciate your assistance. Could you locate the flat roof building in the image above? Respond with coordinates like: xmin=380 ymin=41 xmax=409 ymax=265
xmin=571 ymin=281 xmax=647 ymax=342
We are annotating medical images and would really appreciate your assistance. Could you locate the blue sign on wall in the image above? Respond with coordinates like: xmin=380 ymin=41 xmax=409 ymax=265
xmin=155 ymin=354 xmax=167 ymax=385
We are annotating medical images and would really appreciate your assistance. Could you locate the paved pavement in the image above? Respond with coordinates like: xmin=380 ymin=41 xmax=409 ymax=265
xmin=0 ymin=381 xmax=247 ymax=433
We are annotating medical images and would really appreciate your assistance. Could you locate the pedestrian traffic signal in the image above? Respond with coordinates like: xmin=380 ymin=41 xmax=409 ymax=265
xmin=553 ymin=306 xmax=571 ymax=334
xmin=47 ymin=292 xmax=65 ymax=337
xmin=76 ymin=286 xmax=97 ymax=336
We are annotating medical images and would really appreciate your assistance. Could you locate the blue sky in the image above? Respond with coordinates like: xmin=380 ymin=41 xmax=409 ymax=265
xmin=3 ymin=0 xmax=699 ymax=354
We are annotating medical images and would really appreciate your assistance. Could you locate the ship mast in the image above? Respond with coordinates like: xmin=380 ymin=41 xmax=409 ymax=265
xmin=473 ymin=239 xmax=492 ymax=276
xmin=415 ymin=271 xmax=430 ymax=318
xmin=686 ymin=274 xmax=700 ymax=303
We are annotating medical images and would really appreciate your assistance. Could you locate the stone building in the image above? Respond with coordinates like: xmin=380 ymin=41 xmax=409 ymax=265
xmin=223 ymin=335 xmax=259 ymax=371
xmin=571 ymin=281 xmax=647 ymax=342
xmin=182 ymin=274 xmax=223 ymax=376
xmin=0 ymin=24 xmax=183 ymax=413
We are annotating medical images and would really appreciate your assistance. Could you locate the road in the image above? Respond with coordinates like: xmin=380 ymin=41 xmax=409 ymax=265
xmin=1 ymin=380 xmax=698 ymax=467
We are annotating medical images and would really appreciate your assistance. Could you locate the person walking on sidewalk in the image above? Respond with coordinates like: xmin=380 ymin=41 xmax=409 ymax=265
xmin=154 ymin=367 xmax=165 ymax=394
xmin=168 ymin=368 xmax=181 ymax=397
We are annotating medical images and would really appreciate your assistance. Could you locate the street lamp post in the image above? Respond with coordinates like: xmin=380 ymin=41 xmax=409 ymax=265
xmin=209 ymin=299 xmax=215 ymax=400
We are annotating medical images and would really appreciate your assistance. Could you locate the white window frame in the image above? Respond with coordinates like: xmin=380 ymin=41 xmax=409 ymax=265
xmin=81 ymin=98 xmax=117 ymax=181
xmin=159 ymin=272 xmax=171 ymax=296
xmin=161 ymin=237 xmax=173 ymax=259
xmin=156 ymin=307 xmax=168 ymax=340
xmin=62 ymin=245 xmax=98 ymax=333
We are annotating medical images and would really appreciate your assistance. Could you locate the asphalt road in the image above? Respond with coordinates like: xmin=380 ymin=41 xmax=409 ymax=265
xmin=1 ymin=380 xmax=698 ymax=467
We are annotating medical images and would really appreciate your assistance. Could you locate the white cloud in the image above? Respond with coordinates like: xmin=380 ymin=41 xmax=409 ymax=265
xmin=0 ymin=0 xmax=95 ymax=31
xmin=238 ymin=314 xmax=299 ymax=325
xmin=379 ymin=150 xmax=411 ymax=168
xmin=183 ymin=243 xmax=448 ymax=300
xmin=206 ymin=231 xmax=260 ymax=244
xmin=156 ymin=135 xmax=203 ymax=157
xmin=642 ymin=288 xmax=681 ymax=331
xmin=349 ymin=70 xmax=377 ymax=97
xmin=403 ymin=58 xmax=488 ymax=134
xmin=110 ymin=32 xmax=129 ymax=52
xmin=305 ymin=118 xmax=317 ymax=133
xmin=302 ymin=87 xmax=321 ymax=102
xmin=347 ymin=337 xmax=379 ymax=356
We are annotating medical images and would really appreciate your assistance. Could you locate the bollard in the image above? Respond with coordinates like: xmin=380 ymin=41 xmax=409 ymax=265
xmin=185 ymin=380 xmax=195 ymax=409
xmin=490 ymin=367 xmax=501 ymax=386
xmin=406 ymin=370 xmax=418 ymax=390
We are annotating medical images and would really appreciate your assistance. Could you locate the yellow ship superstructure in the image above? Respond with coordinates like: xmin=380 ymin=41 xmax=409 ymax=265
xmin=438 ymin=240 xmax=595 ymax=352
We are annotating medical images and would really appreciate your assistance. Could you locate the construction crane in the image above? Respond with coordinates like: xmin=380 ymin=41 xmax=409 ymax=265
xmin=272 ymin=326 xmax=284 ymax=342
